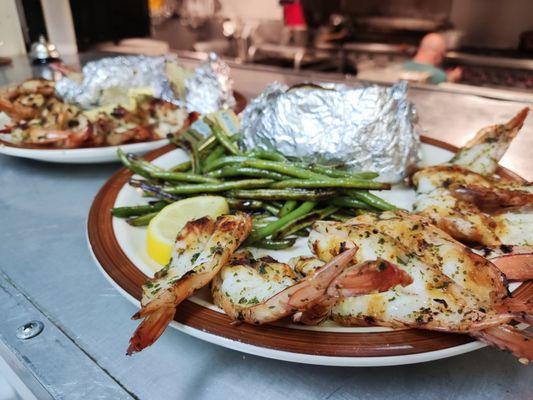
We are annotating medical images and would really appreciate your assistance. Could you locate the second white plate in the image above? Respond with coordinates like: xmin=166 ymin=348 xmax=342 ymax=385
xmin=0 ymin=139 xmax=168 ymax=163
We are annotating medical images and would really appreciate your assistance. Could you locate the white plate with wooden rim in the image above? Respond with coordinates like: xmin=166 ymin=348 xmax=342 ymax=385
xmin=87 ymin=137 xmax=531 ymax=366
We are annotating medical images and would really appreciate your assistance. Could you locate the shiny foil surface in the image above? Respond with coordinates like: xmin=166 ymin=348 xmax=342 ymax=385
xmin=185 ymin=52 xmax=236 ymax=114
xmin=241 ymin=81 xmax=420 ymax=182
xmin=55 ymin=54 xmax=234 ymax=114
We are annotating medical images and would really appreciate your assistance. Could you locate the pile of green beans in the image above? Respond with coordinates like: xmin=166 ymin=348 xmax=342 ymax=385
xmin=112 ymin=115 xmax=398 ymax=249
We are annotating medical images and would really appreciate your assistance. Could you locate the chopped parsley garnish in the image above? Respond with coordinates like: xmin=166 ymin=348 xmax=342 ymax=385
xmin=210 ymin=244 xmax=224 ymax=255
xmin=190 ymin=252 xmax=201 ymax=263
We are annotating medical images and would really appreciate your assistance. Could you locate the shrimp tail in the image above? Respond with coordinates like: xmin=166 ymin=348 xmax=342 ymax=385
xmin=491 ymin=253 xmax=533 ymax=281
xmin=496 ymin=296 xmax=533 ymax=325
xmin=465 ymin=107 xmax=529 ymax=151
xmin=128 ymin=281 xmax=196 ymax=353
xmin=286 ymin=247 xmax=359 ymax=309
xmin=451 ymin=107 xmax=529 ymax=174
xmin=450 ymin=184 xmax=533 ymax=210
xmin=127 ymin=305 xmax=176 ymax=355
xmin=294 ymin=259 xmax=413 ymax=325
xmin=327 ymin=258 xmax=413 ymax=297
xmin=292 ymin=297 xmax=337 ymax=325
xmin=472 ymin=325 xmax=533 ymax=364
xmin=243 ymin=248 xmax=358 ymax=325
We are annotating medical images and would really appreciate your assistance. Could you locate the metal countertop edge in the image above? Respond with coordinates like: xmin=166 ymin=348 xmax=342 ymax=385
xmin=0 ymin=270 xmax=136 ymax=399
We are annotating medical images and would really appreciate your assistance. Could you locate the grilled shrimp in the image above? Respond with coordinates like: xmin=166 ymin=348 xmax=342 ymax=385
xmin=451 ymin=108 xmax=529 ymax=175
xmin=212 ymin=248 xmax=411 ymax=325
xmin=412 ymin=108 xmax=533 ymax=282
xmin=0 ymin=79 xmax=56 ymax=121
xmin=127 ymin=213 xmax=252 ymax=354
xmin=348 ymin=211 xmax=508 ymax=302
xmin=412 ymin=108 xmax=533 ymax=248
xmin=308 ymin=215 xmax=533 ymax=362
xmin=1 ymin=78 xmax=189 ymax=148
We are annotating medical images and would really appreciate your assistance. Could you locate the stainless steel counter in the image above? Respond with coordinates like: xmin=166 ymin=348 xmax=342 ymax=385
xmin=0 ymin=53 xmax=532 ymax=400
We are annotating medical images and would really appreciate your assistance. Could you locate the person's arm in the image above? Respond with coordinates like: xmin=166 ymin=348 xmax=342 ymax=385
xmin=446 ymin=66 xmax=463 ymax=83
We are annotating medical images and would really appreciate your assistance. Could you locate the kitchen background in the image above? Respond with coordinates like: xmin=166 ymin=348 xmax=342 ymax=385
xmin=0 ymin=1 xmax=531 ymax=399
xmin=1 ymin=0 xmax=532 ymax=93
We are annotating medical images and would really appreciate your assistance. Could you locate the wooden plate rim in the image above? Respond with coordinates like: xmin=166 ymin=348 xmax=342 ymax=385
xmin=87 ymin=136 xmax=532 ymax=358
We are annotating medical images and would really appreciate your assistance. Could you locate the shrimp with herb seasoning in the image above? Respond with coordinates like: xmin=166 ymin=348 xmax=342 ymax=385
xmin=127 ymin=212 xmax=252 ymax=354
xmin=211 ymin=247 xmax=411 ymax=325
xmin=308 ymin=213 xmax=533 ymax=363
xmin=412 ymin=108 xmax=532 ymax=247
xmin=412 ymin=108 xmax=533 ymax=281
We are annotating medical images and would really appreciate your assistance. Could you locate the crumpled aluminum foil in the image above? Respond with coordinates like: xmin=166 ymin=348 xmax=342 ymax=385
xmin=241 ymin=81 xmax=420 ymax=183
xmin=55 ymin=53 xmax=235 ymax=114
xmin=186 ymin=52 xmax=236 ymax=113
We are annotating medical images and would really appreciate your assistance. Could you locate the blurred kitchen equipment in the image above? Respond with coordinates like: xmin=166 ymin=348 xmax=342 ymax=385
xmin=355 ymin=17 xmax=442 ymax=32
xmin=95 ymin=38 xmax=170 ymax=56
xmin=29 ymin=35 xmax=60 ymax=64
xmin=149 ymin=0 xmax=176 ymax=25
xmin=221 ymin=19 xmax=256 ymax=63
xmin=0 ymin=41 xmax=12 ymax=66
xmin=519 ymin=31 xmax=533 ymax=55
xmin=180 ymin=0 xmax=217 ymax=29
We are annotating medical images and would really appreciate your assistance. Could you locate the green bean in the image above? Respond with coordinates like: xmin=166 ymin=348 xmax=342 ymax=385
xmin=252 ymin=223 xmax=270 ymax=230
xmin=307 ymin=164 xmax=378 ymax=180
xmin=181 ymin=130 xmax=200 ymax=144
xmin=246 ymin=149 xmax=287 ymax=162
xmin=248 ymin=201 xmax=316 ymax=243
xmin=264 ymin=203 xmax=281 ymax=216
xmin=189 ymin=147 xmax=201 ymax=174
xmin=253 ymin=213 xmax=274 ymax=222
xmin=347 ymin=190 xmax=398 ymax=211
xmin=184 ymin=129 xmax=203 ymax=143
xmin=207 ymin=166 xmax=288 ymax=180
xmin=226 ymin=198 xmax=264 ymax=210
xmin=253 ymin=238 xmax=297 ymax=250
xmin=314 ymin=167 xmax=378 ymax=180
xmin=202 ymin=156 xmax=249 ymax=172
xmin=170 ymin=160 xmax=192 ymax=172
xmin=331 ymin=197 xmax=375 ymax=210
xmin=273 ymin=206 xmax=339 ymax=239
xmin=293 ymin=229 xmax=310 ymax=237
xmin=126 ymin=211 xmax=159 ymax=226
xmin=164 ymin=179 xmax=273 ymax=195
xmin=202 ymin=144 xmax=226 ymax=166
xmin=111 ymin=202 xmax=167 ymax=218
xmin=126 ymin=153 xmax=163 ymax=172
xmin=348 ymin=171 xmax=379 ymax=179
xmin=227 ymin=189 xmax=337 ymax=201
xmin=241 ymin=159 xmax=329 ymax=180
xmin=290 ymin=161 xmax=380 ymax=180
xmin=184 ymin=135 xmax=201 ymax=174
xmin=116 ymin=149 xmax=151 ymax=178
xmin=198 ymin=131 xmax=239 ymax=154
xmin=129 ymin=179 xmax=181 ymax=201
xmin=206 ymin=118 xmax=242 ymax=155
xmin=197 ymin=134 xmax=217 ymax=153
xmin=270 ymin=178 xmax=390 ymax=190
xmin=171 ymin=134 xmax=201 ymax=174
xmin=150 ymin=171 xmax=220 ymax=184
xmin=330 ymin=213 xmax=351 ymax=222
xmin=278 ymin=200 xmax=298 ymax=217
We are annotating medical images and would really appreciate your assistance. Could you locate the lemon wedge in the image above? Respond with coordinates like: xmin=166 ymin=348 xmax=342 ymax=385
xmin=146 ymin=196 xmax=229 ymax=265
